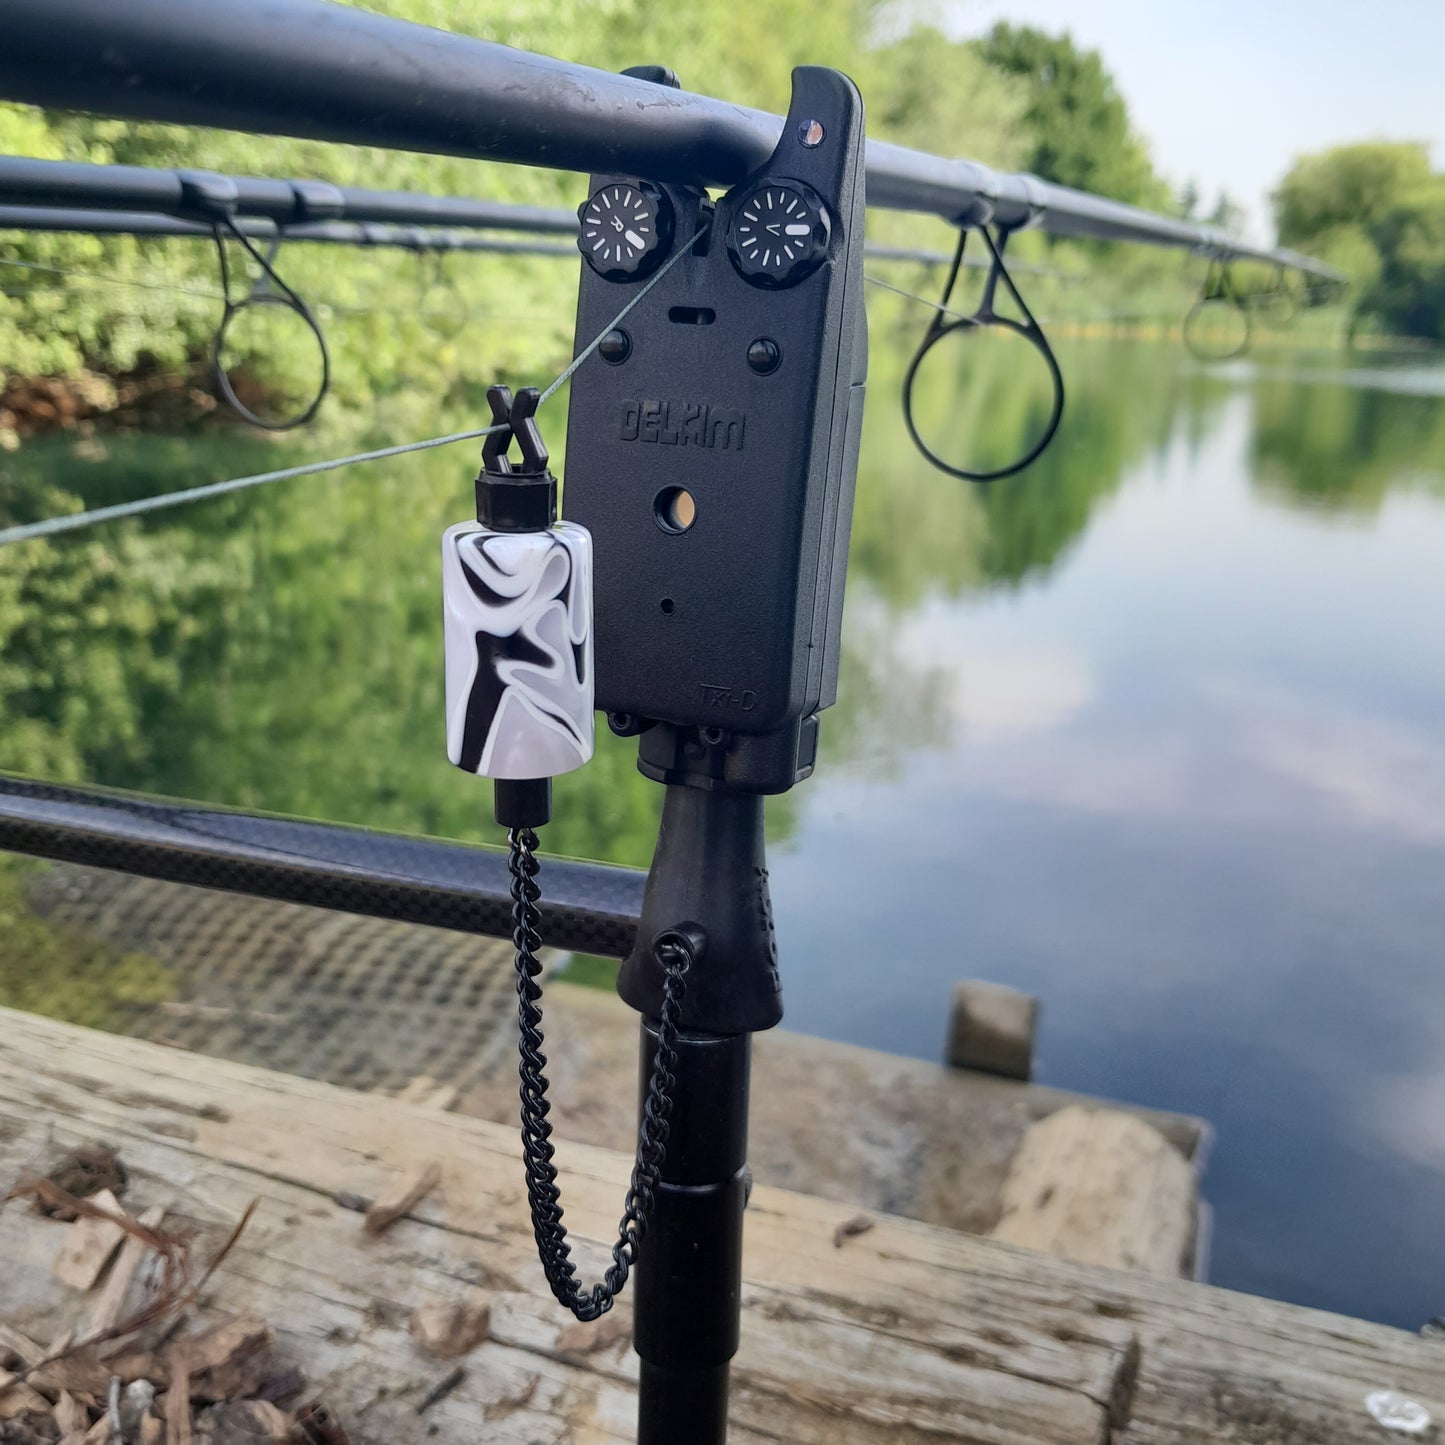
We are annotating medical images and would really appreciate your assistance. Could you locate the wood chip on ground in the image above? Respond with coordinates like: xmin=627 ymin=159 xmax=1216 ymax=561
xmin=52 ymin=1188 xmax=128 ymax=1290
xmin=409 ymin=1296 xmax=492 ymax=1359
xmin=362 ymin=1161 xmax=442 ymax=1236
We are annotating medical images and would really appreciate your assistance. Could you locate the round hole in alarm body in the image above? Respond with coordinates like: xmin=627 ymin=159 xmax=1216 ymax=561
xmin=654 ymin=486 xmax=696 ymax=534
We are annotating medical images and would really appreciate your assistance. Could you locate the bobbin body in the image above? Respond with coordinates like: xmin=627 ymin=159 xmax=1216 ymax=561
xmin=442 ymin=519 xmax=594 ymax=780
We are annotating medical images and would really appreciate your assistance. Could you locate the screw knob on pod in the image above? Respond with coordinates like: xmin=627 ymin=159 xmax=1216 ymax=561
xmin=578 ymin=181 xmax=674 ymax=281
xmin=726 ymin=180 xmax=831 ymax=289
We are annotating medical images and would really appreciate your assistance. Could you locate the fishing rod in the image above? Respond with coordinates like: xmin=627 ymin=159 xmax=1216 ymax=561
xmin=0 ymin=154 xmax=580 ymax=235
xmin=0 ymin=2 xmax=1342 ymax=441
xmin=0 ymin=0 xmax=1342 ymax=281
xmin=0 ymin=205 xmax=578 ymax=256
xmin=0 ymin=197 xmax=1023 ymax=271
xmin=0 ymin=12 xmax=1341 ymax=1443
xmin=0 ymin=775 xmax=645 ymax=956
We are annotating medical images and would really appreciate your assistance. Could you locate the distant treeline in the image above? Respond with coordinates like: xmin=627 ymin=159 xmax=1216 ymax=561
xmin=1273 ymin=142 xmax=1445 ymax=342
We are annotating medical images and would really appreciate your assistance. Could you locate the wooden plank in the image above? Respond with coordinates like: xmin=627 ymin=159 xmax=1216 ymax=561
xmin=0 ymin=1008 xmax=1439 ymax=1444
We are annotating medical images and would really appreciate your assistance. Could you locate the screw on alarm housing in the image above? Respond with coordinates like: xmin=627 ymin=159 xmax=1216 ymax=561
xmin=578 ymin=180 xmax=675 ymax=282
xmin=747 ymin=337 xmax=782 ymax=374
xmin=599 ymin=328 xmax=632 ymax=364
xmin=726 ymin=180 xmax=831 ymax=289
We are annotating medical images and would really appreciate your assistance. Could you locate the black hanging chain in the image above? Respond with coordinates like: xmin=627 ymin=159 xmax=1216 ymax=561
xmin=508 ymin=826 xmax=693 ymax=1321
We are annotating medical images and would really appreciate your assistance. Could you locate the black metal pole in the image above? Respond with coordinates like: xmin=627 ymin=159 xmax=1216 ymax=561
xmin=0 ymin=0 xmax=1342 ymax=278
xmin=633 ymin=1025 xmax=749 ymax=1444
xmin=617 ymin=782 xmax=781 ymax=1443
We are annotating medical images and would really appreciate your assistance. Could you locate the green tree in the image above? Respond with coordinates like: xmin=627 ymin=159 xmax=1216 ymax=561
xmin=1273 ymin=142 xmax=1432 ymax=248
xmin=857 ymin=26 xmax=1028 ymax=172
xmin=1369 ymin=181 xmax=1445 ymax=340
xmin=972 ymin=24 xmax=1165 ymax=207
xmin=1271 ymin=141 xmax=1445 ymax=341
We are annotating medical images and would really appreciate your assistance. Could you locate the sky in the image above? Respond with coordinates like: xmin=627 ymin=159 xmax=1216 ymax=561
xmin=942 ymin=0 xmax=1445 ymax=242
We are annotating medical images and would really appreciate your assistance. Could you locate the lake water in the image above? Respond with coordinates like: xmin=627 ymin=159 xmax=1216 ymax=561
xmin=2 ymin=334 xmax=1443 ymax=1328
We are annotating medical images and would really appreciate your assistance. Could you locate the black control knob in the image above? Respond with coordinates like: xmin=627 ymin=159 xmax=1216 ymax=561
xmin=578 ymin=181 xmax=674 ymax=281
xmin=726 ymin=180 xmax=831 ymax=289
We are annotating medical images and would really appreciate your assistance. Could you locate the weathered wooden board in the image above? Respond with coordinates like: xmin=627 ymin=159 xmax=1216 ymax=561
xmin=0 ymin=1008 xmax=1439 ymax=1444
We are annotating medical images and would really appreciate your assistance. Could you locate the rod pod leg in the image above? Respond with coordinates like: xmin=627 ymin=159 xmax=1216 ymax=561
xmin=633 ymin=1024 xmax=750 ymax=1445
xmin=620 ymin=781 xmax=778 ymax=1442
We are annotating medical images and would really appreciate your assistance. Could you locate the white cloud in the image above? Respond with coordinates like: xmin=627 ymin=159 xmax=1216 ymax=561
xmin=891 ymin=608 xmax=1095 ymax=742
xmin=948 ymin=651 xmax=1095 ymax=740
xmin=1201 ymin=675 xmax=1445 ymax=845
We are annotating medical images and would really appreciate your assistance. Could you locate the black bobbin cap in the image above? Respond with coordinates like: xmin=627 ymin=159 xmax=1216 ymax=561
xmin=494 ymin=777 xmax=552 ymax=831
xmin=477 ymin=475 xmax=556 ymax=531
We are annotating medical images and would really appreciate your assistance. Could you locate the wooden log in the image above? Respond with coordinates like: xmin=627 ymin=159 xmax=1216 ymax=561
xmin=988 ymin=1106 xmax=1196 ymax=1276
xmin=0 ymin=1007 xmax=1440 ymax=1445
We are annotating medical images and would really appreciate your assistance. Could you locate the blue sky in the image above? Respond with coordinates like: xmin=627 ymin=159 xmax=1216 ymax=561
xmin=943 ymin=0 xmax=1445 ymax=240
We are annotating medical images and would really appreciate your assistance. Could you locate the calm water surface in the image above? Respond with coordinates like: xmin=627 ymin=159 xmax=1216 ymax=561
xmin=2 ymin=337 xmax=1443 ymax=1327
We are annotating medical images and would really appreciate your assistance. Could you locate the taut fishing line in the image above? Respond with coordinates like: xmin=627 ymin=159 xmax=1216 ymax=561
xmin=0 ymin=254 xmax=225 ymax=301
xmin=0 ymin=223 xmax=708 ymax=548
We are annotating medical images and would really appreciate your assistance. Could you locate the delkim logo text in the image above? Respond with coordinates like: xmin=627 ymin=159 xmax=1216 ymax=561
xmin=620 ymin=401 xmax=745 ymax=451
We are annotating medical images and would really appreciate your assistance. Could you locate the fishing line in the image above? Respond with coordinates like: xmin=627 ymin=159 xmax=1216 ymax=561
xmin=863 ymin=272 xmax=980 ymax=325
xmin=0 ymin=254 xmax=570 ymax=324
xmin=869 ymin=281 xmax=1264 ymax=335
xmin=5 ymin=250 xmax=1001 ymax=330
xmin=0 ymin=222 xmax=709 ymax=548
xmin=0 ymin=254 xmax=225 ymax=302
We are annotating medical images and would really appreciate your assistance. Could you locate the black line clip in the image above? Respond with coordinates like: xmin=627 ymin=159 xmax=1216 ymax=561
xmin=476 ymin=384 xmax=556 ymax=531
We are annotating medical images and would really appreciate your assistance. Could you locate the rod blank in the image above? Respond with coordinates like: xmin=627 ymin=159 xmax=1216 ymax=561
xmin=0 ymin=199 xmax=1021 ymax=273
xmin=0 ymin=0 xmax=1342 ymax=281
xmin=0 ymin=156 xmax=580 ymax=234
xmin=0 ymin=204 xmax=577 ymax=256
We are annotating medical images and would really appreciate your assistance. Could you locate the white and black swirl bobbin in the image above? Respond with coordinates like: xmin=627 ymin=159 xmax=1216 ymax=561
xmin=442 ymin=520 xmax=594 ymax=779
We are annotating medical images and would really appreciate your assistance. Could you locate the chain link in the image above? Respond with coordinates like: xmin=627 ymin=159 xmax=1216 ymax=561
xmin=508 ymin=826 xmax=692 ymax=1320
